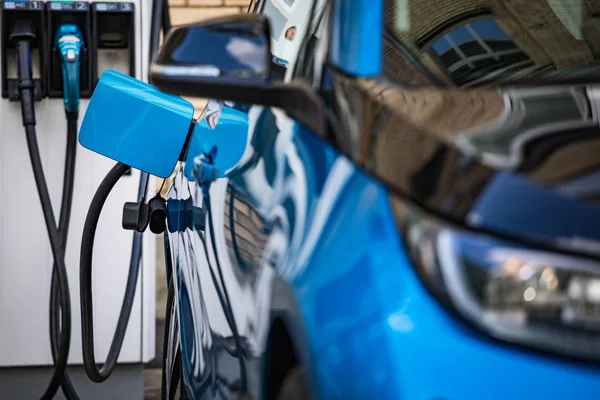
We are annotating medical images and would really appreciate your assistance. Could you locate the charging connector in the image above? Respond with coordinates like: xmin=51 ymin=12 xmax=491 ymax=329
xmin=56 ymin=24 xmax=84 ymax=119
xmin=10 ymin=21 xmax=37 ymax=126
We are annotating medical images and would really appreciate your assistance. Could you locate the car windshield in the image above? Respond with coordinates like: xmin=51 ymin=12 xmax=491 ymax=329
xmin=385 ymin=0 xmax=600 ymax=87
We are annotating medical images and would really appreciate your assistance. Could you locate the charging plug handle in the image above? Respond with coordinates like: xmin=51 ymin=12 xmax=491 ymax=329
xmin=122 ymin=201 xmax=149 ymax=232
xmin=10 ymin=22 xmax=36 ymax=126
xmin=55 ymin=24 xmax=84 ymax=117
xmin=148 ymin=196 xmax=167 ymax=234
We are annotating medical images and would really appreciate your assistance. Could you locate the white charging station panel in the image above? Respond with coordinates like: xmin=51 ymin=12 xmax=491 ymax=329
xmin=0 ymin=0 xmax=156 ymax=369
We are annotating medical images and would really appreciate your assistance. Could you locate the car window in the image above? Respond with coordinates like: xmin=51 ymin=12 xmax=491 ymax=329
xmin=384 ymin=0 xmax=600 ymax=87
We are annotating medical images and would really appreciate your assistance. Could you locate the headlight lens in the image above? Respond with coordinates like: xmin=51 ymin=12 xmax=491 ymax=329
xmin=399 ymin=199 xmax=600 ymax=360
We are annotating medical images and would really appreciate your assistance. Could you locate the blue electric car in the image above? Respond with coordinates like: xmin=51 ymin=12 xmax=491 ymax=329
xmin=148 ymin=0 xmax=600 ymax=398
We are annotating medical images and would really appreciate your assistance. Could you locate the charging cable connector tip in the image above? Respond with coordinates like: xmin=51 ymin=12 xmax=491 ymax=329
xmin=55 ymin=24 xmax=84 ymax=117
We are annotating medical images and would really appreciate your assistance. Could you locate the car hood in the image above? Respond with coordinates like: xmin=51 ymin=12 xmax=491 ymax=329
xmin=345 ymin=80 xmax=600 ymax=257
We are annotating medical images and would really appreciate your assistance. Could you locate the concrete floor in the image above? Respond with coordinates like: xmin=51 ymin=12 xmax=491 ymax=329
xmin=144 ymin=369 xmax=163 ymax=400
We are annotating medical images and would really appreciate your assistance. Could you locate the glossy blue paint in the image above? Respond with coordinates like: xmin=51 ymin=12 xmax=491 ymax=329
xmin=330 ymin=0 xmax=382 ymax=77
xmin=79 ymin=70 xmax=194 ymax=178
xmin=172 ymin=105 xmax=600 ymax=398
xmin=184 ymin=104 xmax=249 ymax=182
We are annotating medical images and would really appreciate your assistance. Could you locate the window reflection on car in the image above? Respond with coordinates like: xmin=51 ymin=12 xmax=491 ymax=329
xmin=385 ymin=0 xmax=600 ymax=87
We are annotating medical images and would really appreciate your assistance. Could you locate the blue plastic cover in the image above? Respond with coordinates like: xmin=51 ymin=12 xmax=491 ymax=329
xmin=79 ymin=70 xmax=194 ymax=178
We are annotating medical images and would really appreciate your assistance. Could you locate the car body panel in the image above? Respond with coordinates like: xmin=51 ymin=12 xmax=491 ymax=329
xmin=166 ymin=102 xmax=600 ymax=399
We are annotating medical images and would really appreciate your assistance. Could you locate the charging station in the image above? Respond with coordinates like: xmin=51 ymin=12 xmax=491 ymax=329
xmin=0 ymin=0 xmax=156 ymax=398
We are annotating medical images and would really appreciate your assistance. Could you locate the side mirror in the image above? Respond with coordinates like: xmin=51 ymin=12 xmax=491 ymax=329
xmin=79 ymin=70 xmax=194 ymax=178
xmin=149 ymin=14 xmax=325 ymax=136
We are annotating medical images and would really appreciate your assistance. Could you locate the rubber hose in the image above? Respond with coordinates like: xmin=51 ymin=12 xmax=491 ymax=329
xmin=16 ymin=37 xmax=72 ymax=400
xmin=24 ymin=123 xmax=73 ymax=400
xmin=79 ymin=0 xmax=168 ymax=382
xmin=80 ymin=162 xmax=141 ymax=382
xmin=49 ymin=115 xmax=81 ymax=400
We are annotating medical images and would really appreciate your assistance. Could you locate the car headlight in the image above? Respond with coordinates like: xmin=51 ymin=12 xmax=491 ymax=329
xmin=395 ymin=197 xmax=600 ymax=360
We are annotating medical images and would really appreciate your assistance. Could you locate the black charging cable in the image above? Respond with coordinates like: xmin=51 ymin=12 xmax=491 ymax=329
xmin=48 ymin=24 xmax=85 ymax=397
xmin=49 ymin=112 xmax=81 ymax=400
xmin=11 ymin=21 xmax=72 ymax=400
xmin=78 ymin=0 xmax=171 ymax=384
xmin=79 ymin=162 xmax=143 ymax=382
xmin=79 ymin=162 xmax=168 ymax=383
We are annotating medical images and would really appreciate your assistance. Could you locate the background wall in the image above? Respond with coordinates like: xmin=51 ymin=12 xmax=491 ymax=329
xmin=169 ymin=0 xmax=248 ymax=25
